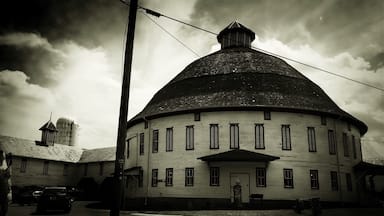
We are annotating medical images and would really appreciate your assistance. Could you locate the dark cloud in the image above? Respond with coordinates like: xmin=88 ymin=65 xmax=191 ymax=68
xmin=190 ymin=0 xmax=384 ymax=58
xmin=368 ymin=52 xmax=384 ymax=71
xmin=0 ymin=0 xmax=128 ymax=48
xmin=0 ymin=44 xmax=63 ymax=86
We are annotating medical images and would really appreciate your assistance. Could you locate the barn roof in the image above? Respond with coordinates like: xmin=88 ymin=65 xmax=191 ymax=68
xmin=0 ymin=135 xmax=115 ymax=163
xmin=128 ymin=45 xmax=367 ymax=134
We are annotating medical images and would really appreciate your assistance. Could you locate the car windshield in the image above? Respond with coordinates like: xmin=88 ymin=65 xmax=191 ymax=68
xmin=43 ymin=189 xmax=67 ymax=196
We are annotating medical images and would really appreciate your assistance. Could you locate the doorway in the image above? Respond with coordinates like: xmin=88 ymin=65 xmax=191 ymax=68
xmin=230 ymin=173 xmax=250 ymax=203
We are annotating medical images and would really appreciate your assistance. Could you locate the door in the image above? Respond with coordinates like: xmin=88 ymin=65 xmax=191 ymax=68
xmin=230 ymin=173 xmax=250 ymax=203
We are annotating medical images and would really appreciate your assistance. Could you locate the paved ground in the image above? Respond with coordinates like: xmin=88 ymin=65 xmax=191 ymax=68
xmin=7 ymin=201 xmax=384 ymax=216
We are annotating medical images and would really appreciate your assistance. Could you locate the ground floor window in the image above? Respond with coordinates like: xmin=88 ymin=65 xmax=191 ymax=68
xmin=330 ymin=171 xmax=338 ymax=191
xmin=256 ymin=168 xmax=266 ymax=187
xmin=346 ymin=173 xmax=353 ymax=191
xmin=138 ymin=170 xmax=143 ymax=188
xmin=151 ymin=169 xmax=158 ymax=187
xmin=166 ymin=168 xmax=173 ymax=186
xmin=210 ymin=167 xmax=220 ymax=186
xmin=310 ymin=170 xmax=319 ymax=189
xmin=283 ymin=169 xmax=294 ymax=188
xmin=185 ymin=168 xmax=194 ymax=186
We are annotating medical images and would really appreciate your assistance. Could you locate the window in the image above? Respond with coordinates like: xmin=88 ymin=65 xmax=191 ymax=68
xmin=185 ymin=168 xmax=194 ymax=186
xmin=138 ymin=170 xmax=143 ymax=188
xmin=310 ymin=170 xmax=319 ymax=189
xmin=328 ymin=130 xmax=336 ymax=155
xmin=343 ymin=133 xmax=349 ymax=157
xmin=126 ymin=139 xmax=130 ymax=158
xmin=166 ymin=168 xmax=173 ymax=186
xmin=152 ymin=130 xmax=159 ymax=153
xmin=210 ymin=167 xmax=220 ymax=186
xmin=43 ymin=161 xmax=49 ymax=175
xmin=139 ymin=133 xmax=145 ymax=155
xmin=151 ymin=169 xmax=158 ymax=187
xmin=186 ymin=126 xmax=194 ymax=150
xmin=283 ymin=169 xmax=294 ymax=188
xmin=255 ymin=124 xmax=265 ymax=149
xmin=321 ymin=116 xmax=327 ymax=125
xmin=352 ymin=135 xmax=357 ymax=159
xmin=230 ymin=124 xmax=239 ymax=149
xmin=20 ymin=158 xmax=27 ymax=173
xmin=281 ymin=125 xmax=291 ymax=150
xmin=194 ymin=113 xmax=200 ymax=121
xmin=84 ymin=163 xmax=88 ymax=176
xmin=210 ymin=124 xmax=219 ymax=149
xmin=347 ymin=123 xmax=351 ymax=131
xmin=166 ymin=128 xmax=173 ymax=152
xmin=264 ymin=111 xmax=271 ymax=120
xmin=99 ymin=162 xmax=104 ymax=176
xmin=308 ymin=127 xmax=316 ymax=152
xmin=144 ymin=120 xmax=148 ymax=129
xmin=330 ymin=171 xmax=338 ymax=191
xmin=346 ymin=173 xmax=352 ymax=191
xmin=63 ymin=164 xmax=68 ymax=176
xmin=256 ymin=168 xmax=266 ymax=187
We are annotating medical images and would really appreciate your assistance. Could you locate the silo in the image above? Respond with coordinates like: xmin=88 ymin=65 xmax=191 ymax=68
xmin=56 ymin=118 xmax=78 ymax=146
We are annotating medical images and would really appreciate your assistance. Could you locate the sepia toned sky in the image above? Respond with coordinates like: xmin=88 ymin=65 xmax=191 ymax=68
xmin=0 ymin=0 xmax=383 ymax=158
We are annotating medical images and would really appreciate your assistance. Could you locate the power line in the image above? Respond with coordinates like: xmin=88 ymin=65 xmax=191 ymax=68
xmin=140 ymin=11 xmax=200 ymax=57
xmin=138 ymin=5 xmax=384 ymax=92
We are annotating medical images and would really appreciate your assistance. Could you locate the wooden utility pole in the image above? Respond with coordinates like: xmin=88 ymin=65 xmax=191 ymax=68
xmin=110 ymin=0 xmax=138 ymax=215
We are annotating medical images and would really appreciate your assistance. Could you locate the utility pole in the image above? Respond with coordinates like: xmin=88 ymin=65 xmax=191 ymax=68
xmin=110 ymin=0 xmax=138 ymax=215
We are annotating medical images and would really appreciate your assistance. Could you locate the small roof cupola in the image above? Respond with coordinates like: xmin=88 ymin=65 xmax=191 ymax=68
xmin=38 ymin=119 xmax=58 ymax=146
xmin=217 ymin=21 xmax=255 ymax=49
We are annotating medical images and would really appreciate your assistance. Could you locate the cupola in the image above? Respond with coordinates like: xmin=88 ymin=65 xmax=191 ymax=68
xmin=37 ymin=119 xmax=58 ymax=146
xmin=217 ymin=21 xmax=255 ymax=49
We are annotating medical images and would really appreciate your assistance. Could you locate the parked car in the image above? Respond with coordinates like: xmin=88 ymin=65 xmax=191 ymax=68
xmin=15 ymin=186 xmax=43 ymax=205
xmin=36 ymin=187 xmax=73 ymax=213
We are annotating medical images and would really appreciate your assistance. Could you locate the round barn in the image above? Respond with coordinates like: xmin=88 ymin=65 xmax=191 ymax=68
xmin=124 ymin=21 xmax=367 ymax=210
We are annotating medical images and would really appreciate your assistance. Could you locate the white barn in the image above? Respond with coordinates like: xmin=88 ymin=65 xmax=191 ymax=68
xmin=123 ymin=22 xmax=369 ymax=209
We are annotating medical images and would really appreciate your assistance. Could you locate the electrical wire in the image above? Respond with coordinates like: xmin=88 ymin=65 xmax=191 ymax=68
xmin=141 ymin=12 xmax=200 ymax=57
xmin=125 ymin=2 xmax=384 ymax=92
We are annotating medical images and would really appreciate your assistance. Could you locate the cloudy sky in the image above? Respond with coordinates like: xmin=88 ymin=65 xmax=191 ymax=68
xmin=0 ymin=0 xmax=383 ymax=158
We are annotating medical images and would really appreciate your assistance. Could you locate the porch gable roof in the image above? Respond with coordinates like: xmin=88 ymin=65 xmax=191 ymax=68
xmin=197 ymin=149 xmax=280 ymax=162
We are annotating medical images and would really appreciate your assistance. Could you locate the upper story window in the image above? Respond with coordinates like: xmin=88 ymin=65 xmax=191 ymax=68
xmin=328 ymin=130 xmax=336 ymax=155
xmin=330 ymin=171 xmax=338 ymax=191
xmin=352 ymin=135 xmax=357 ymax=159
xmin=281 ymin=125 xmax=291 ymax=150
xmin=255 ymin=124 xmax=265 ymax=149
xmin=83 ymin=163 xmax=88 ymax=176
xmin=185 ymin=168 xmax=194 ymax=186
xmin=144 ymin=120 xmax=148 ymax=129
xmin=20 ymin=158 xmax=27 ymax=173
xmin=264 ymin=111 xmax=271 ymax=120
xmin=283 ymin=168 xmax=294 ymax=188
xmin=194 ymin=113 xmax=200 ymax=121
xmin=310 ymin=170 xmax=319 ymax=189
xmin=230 ymin=124 xmax=239 ymax=149
xmin=186 ymin=126 xmax=194 ymax=150
xmin=151 ymin=169 xmax=158 ymax=187
xmin=321 ymin=116 xmax=327 ymax=125
xmin=99 ymin=162 xmax=104 ymax=176
xmin=210 ymin=124 xmax=219 ymax=149
xmin=63 ymin=164 xmax=68 ymax=176
xmin=126 ymin=139 xmax=130 ymax=158
xmin=307 ymin=127 xmax=316 ymax=152
xmin=43 ymin=161 xmax=49 ymax=176
xmin=166 ymin=128 xmax=173 ymax=152
xmin=210 ymin=167 xmax=220 ymax=186
xmin=166 ymin=168 xmax=173 ymax=186
xmin=152 ymin=130 xmax=159 ymax=153
xmin=139 ymin=133 xmax=145 ymax=155
xmin=347 ymin=122 xmax=351 ymax=131
xmin=256 ymin=168 xmax=266 ymax=187
xmin=342 ymin=133 xmax=349 ymax=157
